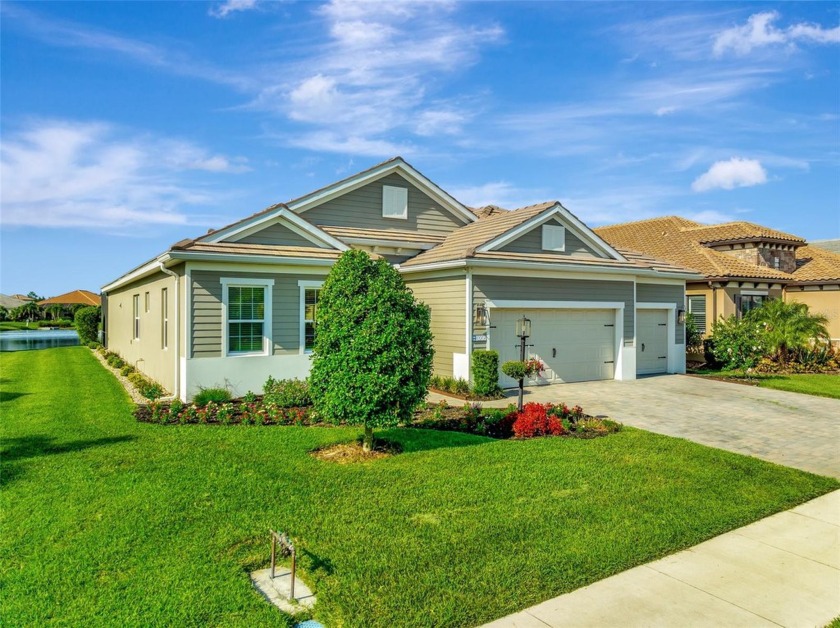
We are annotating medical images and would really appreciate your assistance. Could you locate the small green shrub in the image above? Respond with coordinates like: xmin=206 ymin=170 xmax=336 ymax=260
xmin=472 ymin=350 xmax=501 ymax=397
xmin=440 ymin=376 xmax=456 ymax=393
xmin=87 ymin=341 xmax=102 ymax=350
xmin=452 ymin=378 xmax=470 ymax=395
xmin=193 ymin=387 xmax=232 ymax=407
xmin=429 ymin=374 xmax=445 ymax=390
xmin=127 ymin=372 xmax=145 ymax=387
xmin=708 ymin=315 xmax=765 ymax=370
xmin=120 ymin=365 xmax=135 ymax=376
xmin=139 ymin=381 xmax=164 ymax=401
xmin=501 ymin=360 xmax=527 ymax=380
xmin=107 ymin=354 xmax=126 ymax=369
xmin=74 ymin=306 xmax=100 ymax=345
xmin=263 ymin=376 xmax=311 ymax=407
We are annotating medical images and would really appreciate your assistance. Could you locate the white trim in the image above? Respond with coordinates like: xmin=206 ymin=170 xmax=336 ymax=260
xmin=186 ymin=261 xmax=330 ymax=275
xmin=465 ymin=271 xmax=473 ymax=381
xmin=185 ymin=265 xmax=193 ymax=360
xmin=205 ymin=208 xmax=349 ymax=250
xmin=220 ymin=277 xmax=275 ymax=357
xmin=298 ymin=280 xmax=325 ymax=355
xmin=476 ymin=203 xmax=626 ymax=261
xmin=339 ymin=237 xmax=437 ymax=250
xmin=102 ymin=258 xmax=166 ymax=293
xmin=169 ymin=252 xmax=338 ymax=267
xmin=487 ymin=299 xmax=626 ymax=310
xmin=399 ymin=258 xmax=702 ymax=281
xmin=289 ymin=159 xmax=476 ymax=224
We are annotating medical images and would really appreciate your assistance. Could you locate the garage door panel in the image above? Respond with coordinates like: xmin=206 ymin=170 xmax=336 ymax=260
xmin=492 ymin=309 xmax=615 ymax=386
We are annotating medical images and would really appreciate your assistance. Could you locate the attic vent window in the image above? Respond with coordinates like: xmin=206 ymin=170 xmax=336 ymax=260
xmin=382 ymin=185 xmax=408 ymax=220
xmin=542 ymin=224 xmax=566 ymax=252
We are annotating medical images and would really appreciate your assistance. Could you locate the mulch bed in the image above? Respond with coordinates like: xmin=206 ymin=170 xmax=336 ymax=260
xmin=310 ymin=439 xmax=402 ymax=464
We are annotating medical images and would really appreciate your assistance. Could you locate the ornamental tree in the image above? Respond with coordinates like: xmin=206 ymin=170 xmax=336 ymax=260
xmin=309 ymin=250 xmax=434 ymax=451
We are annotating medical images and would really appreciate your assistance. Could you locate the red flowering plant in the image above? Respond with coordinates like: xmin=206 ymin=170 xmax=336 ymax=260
xmin=512 ymin=402 xmax=566 ymax=438
xmin=523 ymin=358 xmax=545 ymax=378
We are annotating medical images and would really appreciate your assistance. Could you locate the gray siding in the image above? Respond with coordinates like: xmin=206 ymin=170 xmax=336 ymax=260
xmin=500 ymin=218 xmax=603 ymax=258
xmin=405 ymin=276 xmax=466 ymax=377
xmin=636 ymin=283 xmax=686 ymax=344
xmin=473 ymin=275 xmax=634 ymax=343
xmin=302 ymin=172 xmax=469 ymax=235
xmin=236 ymin=222 xmax=329 ymax=248
xmin=191 ymin=270 xmax=329 ymax=358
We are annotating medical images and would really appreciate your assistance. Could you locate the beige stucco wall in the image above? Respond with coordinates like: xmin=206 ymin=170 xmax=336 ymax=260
xmin=785 ymin=287 xmax=840 ymax=341
xmin=404 ymin=274 xmax=466 ymax=377
xmin=105 ymin=268 xmax=184 ymax=394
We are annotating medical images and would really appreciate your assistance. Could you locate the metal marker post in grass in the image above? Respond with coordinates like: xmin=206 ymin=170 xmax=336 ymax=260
xmin=270 ymin=530 xmax=297 ymax=601
xmin=515 ymin=316 xmax=531 ymax=411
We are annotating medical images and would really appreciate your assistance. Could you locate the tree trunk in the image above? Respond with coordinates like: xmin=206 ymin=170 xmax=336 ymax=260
xmin=362 ymin=425 xmax=374 ymax=452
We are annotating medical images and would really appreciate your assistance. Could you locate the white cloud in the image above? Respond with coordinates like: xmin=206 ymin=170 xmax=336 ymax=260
xmin=0 ymin=120 xmax=246 ymax=230
xmin=713 ymin=11 xmax=840 ymax=57
xmin=445 ymin=181 xmax=547 ymax=209
xmin=691 ymin=157 xmax=768 ymax=192
xmin=258 ymin=0 xmax=503 ymax=154
xmin=209 ymin=0 xmax=259 ymax=19
xmin=655 ymin=106 xmax=678 ymax=117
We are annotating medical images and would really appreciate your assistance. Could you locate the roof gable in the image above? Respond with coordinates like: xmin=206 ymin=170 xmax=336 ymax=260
xmin=477 ymin=203 xmax=624 ymax=260
xmin=201 ymin=207 xmax=348 ymax=251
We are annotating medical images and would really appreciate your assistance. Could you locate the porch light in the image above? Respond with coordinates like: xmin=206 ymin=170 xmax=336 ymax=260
xmin=473 ymin=303 xmax=489 ymax=327
xmin=515 ymin=316 xmax=531 ymax=339
xmin=677 ymin=308 xmax=686 ymax=325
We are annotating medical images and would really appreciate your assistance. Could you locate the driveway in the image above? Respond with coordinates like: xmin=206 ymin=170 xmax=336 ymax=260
xmin=430 ymin=375 xmax=840 ymax=478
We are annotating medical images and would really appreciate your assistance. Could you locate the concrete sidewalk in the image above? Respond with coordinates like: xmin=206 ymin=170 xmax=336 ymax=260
xmin=484 ymin=490 xmax=840 ymax=628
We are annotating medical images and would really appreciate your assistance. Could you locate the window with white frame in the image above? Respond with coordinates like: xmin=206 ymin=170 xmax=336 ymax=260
xmin=133 ymin=294 xmax=140 ymax=340
xmin=221 ymin=278 xmax=273 ymax=356
xmin=299 ymin=281 xmax=323 ymax=353
xmin=161 ymin=287 xmax=169 ymax=350
xmin=687 ymin=295 xmax=706 ymax=333
xmin=382 ymin=185 xmax=408 ymax=219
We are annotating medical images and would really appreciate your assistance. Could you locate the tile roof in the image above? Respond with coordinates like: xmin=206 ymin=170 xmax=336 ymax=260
xmin=791 ymin=245 xmax=840 ymax=283
xmin=0 ymin=294 xmax=29 ymax=309
xmin=595 ymin=216 xmax=840 ymax=283
xmin=319 ymin=226 xmax=446 ymax=245
xmin=39 ymin=290 xmax=101 ymax=306
xmin=400 ymin=202 xmax=558 ymax=267
xmin=810 ymin=239 xmax=840 ymax=254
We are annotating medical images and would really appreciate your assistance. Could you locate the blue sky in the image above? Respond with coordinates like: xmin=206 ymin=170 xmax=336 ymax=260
xmin=1 ymin=1 xmax=838 ymax=297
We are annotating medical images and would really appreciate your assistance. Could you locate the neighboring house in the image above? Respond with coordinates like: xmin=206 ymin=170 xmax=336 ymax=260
xmin=0 ymin=294 xmax=29 ymax=310
xmin=811 ymin=239 xmax=840 ymax=255
xmin=102 ymin=158 xmax=700 ymax=400
xmin=39 ymin=290 xmax=102 ymax=307
xmin=595 ymin=217 xmax=840 ymax=342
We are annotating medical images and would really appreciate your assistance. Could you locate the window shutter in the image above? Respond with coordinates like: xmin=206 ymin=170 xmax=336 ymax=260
xmin=687 ymin=295 xmax=706 ymax=333
xmin=382 ymin=185 xmax=408 ymax=219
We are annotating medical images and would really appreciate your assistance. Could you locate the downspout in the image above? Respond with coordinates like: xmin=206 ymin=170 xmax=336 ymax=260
xmin=159 ymin=262 xmax=181 ymax=400
xmin=708 ymin=281 xmax=718 ymax=326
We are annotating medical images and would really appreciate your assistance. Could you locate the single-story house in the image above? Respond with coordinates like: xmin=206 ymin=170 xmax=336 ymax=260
xmin=595 ymin=217 xmax=840 ymax=342
xmin=102 ymin=158 xmax=700 ymax=400
xmin=39 ymin=289 xmax=102 ymax=307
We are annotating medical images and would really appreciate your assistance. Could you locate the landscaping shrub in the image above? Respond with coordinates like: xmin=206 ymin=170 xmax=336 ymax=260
xmin=310 ymin=250 xmax=434 ymax=451
xmin=263 ymin=376 xmax=311 ymax=407
xmin=708 ymin=315 xmax=766 ymax=371
xmin=472 ymin=350 xmax=502 ymax=397
xmin=477 ymin=406 xmax=518 ymax=438
xmin=74 ymin=306 xmax=101 ymax=345
xmin=749 ymin=299 xmax=829 ymax=366
xmin=193 ymin=387 xmax=232 ymax=407
xmin=512 ymin=402 xmax=565 ymax=438
xmin=106 ymin=354 xmax=126 ymax=369
xmin=120 ymin=365 xmax=135 ymax=376
xmin=501 ymin=360 xmax=527 ymax=381
xmin=685 ymin=312 xmax=703 ymax=350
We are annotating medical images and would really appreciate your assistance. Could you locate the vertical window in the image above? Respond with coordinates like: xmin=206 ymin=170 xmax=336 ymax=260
xmin=687 ymin=295 xmax=706 ymax=333
xmin=221 ymin=278 xmax=273 ymax=357
xmin=304 ymin=288 xmax=319 ymax=352
xmin=161 ymin=288 xmax=168 ymax=350
xmin=144 ymin=291 xmax=150 ymax=313
xmin=133 ymin=294 xmax=140 ymax=340
xmin=736 ymin=294 xmax=767 ymax=318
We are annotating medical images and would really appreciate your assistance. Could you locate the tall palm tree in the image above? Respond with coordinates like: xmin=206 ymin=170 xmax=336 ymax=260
xmin=748 ymin=299 xmax=829 ymax=365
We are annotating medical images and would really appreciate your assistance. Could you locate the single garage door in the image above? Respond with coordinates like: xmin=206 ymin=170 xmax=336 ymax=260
xmin=492 ymin=309 xmax=616 ymax=387
xmin=637 ymin=309 xmax=668 ymax=375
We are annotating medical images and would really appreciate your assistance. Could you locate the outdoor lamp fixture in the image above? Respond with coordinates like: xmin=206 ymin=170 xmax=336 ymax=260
xmin=516 ymin=316 xmax=531 ymax=339
xmin=473 ymin=303 xmax=489 ymax=327
xmin=677 ymin=308 xmax=686 ymax=325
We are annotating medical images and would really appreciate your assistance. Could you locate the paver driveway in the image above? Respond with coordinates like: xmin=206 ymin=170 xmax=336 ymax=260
xmin=432 ymin=374 xmax=840 ymax=478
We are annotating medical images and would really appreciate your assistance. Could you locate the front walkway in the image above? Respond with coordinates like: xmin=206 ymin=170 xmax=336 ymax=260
xmin=429 ymin=374 xmax=840 ymax=478
xmin=483 ymin=490 xmax=840 ymax=627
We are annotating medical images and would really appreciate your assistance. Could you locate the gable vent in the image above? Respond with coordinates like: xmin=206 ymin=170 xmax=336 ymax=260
xmin=382 ymin=185 xmax=408 ymax=220
xmin=542 ymin=224 xmax=566 ymax=252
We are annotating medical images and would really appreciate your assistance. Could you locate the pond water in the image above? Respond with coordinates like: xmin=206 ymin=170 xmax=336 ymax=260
xmin=0 ymin=329 xmax=80 ymax=352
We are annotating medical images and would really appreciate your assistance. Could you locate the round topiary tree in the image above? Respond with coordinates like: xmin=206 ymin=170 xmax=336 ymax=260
xmin=310 ymin=250 xmax=434 ymax=451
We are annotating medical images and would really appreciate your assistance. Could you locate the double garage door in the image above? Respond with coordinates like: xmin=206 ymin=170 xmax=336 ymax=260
xmin=492 ymin=309 xmax=616 ymax=387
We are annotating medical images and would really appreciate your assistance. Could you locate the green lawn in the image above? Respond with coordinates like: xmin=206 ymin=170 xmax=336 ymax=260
xmin=2 ymin=347 xmax=836 ymax=627
xmin=692 ymin=370 xmax=840 ymax=399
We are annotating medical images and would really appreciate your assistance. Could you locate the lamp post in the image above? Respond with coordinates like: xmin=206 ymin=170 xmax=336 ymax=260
xmin=515 ymin=316 xmax=531 ymax=411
